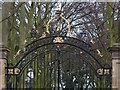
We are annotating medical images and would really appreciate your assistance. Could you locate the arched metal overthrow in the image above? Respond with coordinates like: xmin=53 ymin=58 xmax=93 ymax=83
xmin=6 ymin=9 xmax=112 ymax=89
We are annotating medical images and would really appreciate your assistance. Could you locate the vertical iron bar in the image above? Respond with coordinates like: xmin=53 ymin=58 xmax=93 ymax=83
xmin=34 ymin=60 xmax=35 ymax=88
xmin=69 ymin=52 xmax=70 ymax=89
xmin=85 ymin=62 xmax=87 ymax=89
xmin=26 ymin=61 xmax=28 ymax=88
xmin=23 ymin=70 xmax=25 ymax=88
xmin=57 ymin=49 xmax=60 ymax=90
xmin=54 ymin=52 xmax=56 ymax=89
xmin=30 ymin=63 xmax=32 ymax=89
xmin=12 ymin=76 xmax=14 ymax=90
xmin=46 ymin=51 xmax=49 ymax=88
xmin=50 ymin=53 xmax=52 ymax=89
xmin=100 ymin=77 xmax=102 ymax=88
xmin=40 ymin=59 xmax=41 ymax=89
xmin=37 ymin=52 xmax=39 ymax=88
xmin=44 ymin=52 xmax=45 ymax=88
xmin=16 ymin=76 xmax=17 ymax=90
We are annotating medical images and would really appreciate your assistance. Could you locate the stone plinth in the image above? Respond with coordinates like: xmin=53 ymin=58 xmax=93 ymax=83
xmin=0 ymin=45 xmax=9 ymax=90
xmin=108 ymin=43 xmax=120 ymax=89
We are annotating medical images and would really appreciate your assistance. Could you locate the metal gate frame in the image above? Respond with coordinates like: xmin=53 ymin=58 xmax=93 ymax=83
xmin=6 ymin=9 xmax=112 ymax=89
xmin=6 ymin=35 xmax=112 ymax=89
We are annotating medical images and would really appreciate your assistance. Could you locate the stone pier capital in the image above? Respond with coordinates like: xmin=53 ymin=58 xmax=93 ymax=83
xmin=108 ymin=43 xmax=120 ymax=51
xmin=0 ymin=44 xmax=9 ymax=59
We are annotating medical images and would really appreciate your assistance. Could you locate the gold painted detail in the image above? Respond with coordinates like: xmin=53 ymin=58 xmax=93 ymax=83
xmin=7 ymin=68 xmax=20 ymax=75
xmin=53 ymin=37 xmax=64 ymax=43
xmin=46 ymin=9 xmax=71 ymax=34
xmin=97 ymin=68 xmax=111 ymax=75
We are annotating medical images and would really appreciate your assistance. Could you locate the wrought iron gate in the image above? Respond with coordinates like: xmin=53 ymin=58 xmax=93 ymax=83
xmin=6 ymin=10 xmax=112 ymax=89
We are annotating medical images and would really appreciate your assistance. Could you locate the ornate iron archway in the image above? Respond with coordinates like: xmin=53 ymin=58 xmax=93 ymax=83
xmin=6 ymin=9 xmax=112 ymax=89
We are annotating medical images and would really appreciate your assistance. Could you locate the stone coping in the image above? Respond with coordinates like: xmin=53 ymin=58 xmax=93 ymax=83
xmin=108 ymin=43 xmax=120 ymax=52
xmin=0 ymin=45 xmax=9 ymax=52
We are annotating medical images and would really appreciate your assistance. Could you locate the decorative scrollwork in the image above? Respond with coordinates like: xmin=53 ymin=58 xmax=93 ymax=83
xmin=46 ymin=9 xmax=71 ymax=34
xmin=53 ymin=37 xmax=64 ymax=43
xmin=97 ymin=68 xmax=111 ymax=76
xmin=7 ymin=68 xmax=20 ymax=75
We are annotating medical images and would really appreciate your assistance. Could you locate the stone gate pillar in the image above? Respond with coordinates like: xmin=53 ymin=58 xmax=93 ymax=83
xmin=0 ymin=45 xmax=9 ymax=90
xmin=109 ymin=43 xmax=120 ymax=89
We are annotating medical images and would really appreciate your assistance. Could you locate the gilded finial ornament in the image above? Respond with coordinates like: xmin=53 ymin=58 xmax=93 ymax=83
xmin=46 ymin=7 xmax=71 ymax=34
